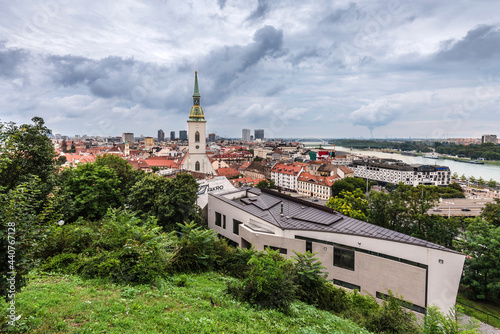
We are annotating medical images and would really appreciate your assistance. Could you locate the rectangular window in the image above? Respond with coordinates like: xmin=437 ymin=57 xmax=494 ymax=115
xmin=376 ymin=292 xmax=426 ymax=314
xmin=265 ymin=245 xmax=288 ymax=255
xmin=233 ymin=219 xmax=242 ymax=235
xmin=215 ymin=212 xmax=222 ymax=227
xmin=223 ymin=215 xmax=226 ymax=229
xmin=333 ymin=279 xmax=360 ymax=291
xmin=334 ymin=247 xmax=355 ymax=271
xmin=306 ymin=240 xmax=312 ymax=253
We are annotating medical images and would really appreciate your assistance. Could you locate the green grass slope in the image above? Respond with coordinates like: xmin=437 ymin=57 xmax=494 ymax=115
xmin=1 ymin=272 xmax=372 ymax=334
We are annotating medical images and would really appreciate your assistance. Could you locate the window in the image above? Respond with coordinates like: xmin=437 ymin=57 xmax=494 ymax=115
xmin=265 ymin=245 xmax=287 ymax=255
xmin=195 ymin=161 xmax=200 ymax=171
xmin=223 ymin=215 xmax=226 ymax=229
xmin=376 ymin=292 xmax=426 ymax=314
xmin=306 ymin=240 xmax=312 ymax=253
xmin=215 ymin=212 xmax=222 ymax=227
xmin=195 ymin=131 xmax=200 ymax=142
xmin=333 ymin=279 xmax=360 ymax=291
xmin=233 ymin=219 xmax=242 ymax=235
xmin=334 ymin=247 xmax=355 ymax=271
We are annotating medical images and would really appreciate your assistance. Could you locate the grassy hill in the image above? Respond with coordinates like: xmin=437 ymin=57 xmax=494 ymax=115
xmin=1 ymin=271 xmax=372 ymax=334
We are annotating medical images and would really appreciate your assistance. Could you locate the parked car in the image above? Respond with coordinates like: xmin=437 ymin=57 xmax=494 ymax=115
xmin=433 ymin=207 xmax=442 ymax=212
xmin=461 ymin=208 xmax=471 ymax=211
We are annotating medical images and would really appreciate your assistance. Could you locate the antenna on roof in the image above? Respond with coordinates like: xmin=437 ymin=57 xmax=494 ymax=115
xmin=281 ymin=201 xmax=284 ymax=216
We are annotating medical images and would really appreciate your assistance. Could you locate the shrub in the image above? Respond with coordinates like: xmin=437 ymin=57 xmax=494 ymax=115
xmin=226 ymin=248 xmax=298 ymax=311
xmin=166 ymin=222 xmax=219 ymax=273
xmin=293 ymin=251 xmax=327 ymax=305
xmin=364 ymin=291 xmax=420 ymax=334
xmin=213 ymin=239 xmax=255 ymax=278
xmin=39 ymin=209 xmax=176 ymax=285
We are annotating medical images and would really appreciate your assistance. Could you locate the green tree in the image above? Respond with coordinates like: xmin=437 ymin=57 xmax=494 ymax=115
xmin=460 ymin=174 xmax=467 ymax=182
xmin=128 ymin=173 xmax=200 ymax=231
xmin=488 ymin=179 xmax=497 ymax=188
xmin=454 ymin=218 xmax=500 ymax=302
xmin=481 ymin=198 xmax=500 ymax=227
xmin=256 ymin=179 xmax=275 ymax=189
xmin=452 ymin=172 xmax=459 ymax=179
xmin=331 ymin=177 xmax=367 ymax=198
xmin=478 ymin=177 xmax=486 ymax=186
xmin=0 ymin=117 xmax=57 ymax=192
xmin=469 ymin=176 xmax=476 ymax=183
xmin=326 ymin=189 xmax=368 ymax=220
xmin=62 ymin=163 xmax=122 ymax=221
xmin=0 ymin=176 xmax=59 ymax=299
xmin=94 ymin=154 xmax=142 ymax=195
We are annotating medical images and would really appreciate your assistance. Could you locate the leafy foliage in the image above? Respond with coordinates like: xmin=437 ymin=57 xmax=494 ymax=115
xmin=40 ymin=210 xmax=175 ymax=285
xmin=226 ymin=249 xmax=298 ymax=311
xmin=331 ymin=177 xmax=368 ymax=198
xmin=94 ymin=153 xmax=143 ymax=197
xmin=255 ymin=179 xmax=275 ymax=189
xmin=0 ymin=176 xmax=59 ymax=299
xmin=0 ymin=117 xmax=57 ymax=192
xmin=127 ymin=173 xmax=201 ymax=231
xmin=423 ymin=306 xmax=479 ymax=334
xmin=326 ymin=189 xmax=368 ymax=220
xmin=481 ymin=198 xmax=500 ymax=227
xmin=454 ymin=218 xmax=500 ymax=302
xmin=60 ymin=163 xmax=123 ymax=221
xmin=436 ymin=142 xmax=500 ymax=160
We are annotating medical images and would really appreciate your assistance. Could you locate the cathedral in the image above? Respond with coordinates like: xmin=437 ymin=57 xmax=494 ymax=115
xmin=181 ymin=72 xmax=215 ymax=175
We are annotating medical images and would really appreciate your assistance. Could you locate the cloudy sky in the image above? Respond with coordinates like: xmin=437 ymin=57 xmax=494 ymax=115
xmin=1 ymin=0 xmax=500 ymax=139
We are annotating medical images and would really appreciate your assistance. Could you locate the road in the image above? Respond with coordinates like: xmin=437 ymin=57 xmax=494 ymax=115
xmin=430 ymin=198 xmax=493 ymax=217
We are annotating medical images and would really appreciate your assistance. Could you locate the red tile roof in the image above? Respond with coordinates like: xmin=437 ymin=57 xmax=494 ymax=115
xmin=216 ymin=167 xmax=241 ymax=178
xmin=298 ymin=172 xmax=340 ymax=187
xmin=271 ymin=164 xmax=302 ymax=176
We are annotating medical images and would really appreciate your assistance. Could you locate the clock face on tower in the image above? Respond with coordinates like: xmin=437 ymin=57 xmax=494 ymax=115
xmin=196 ymin=145 xmax=200 ymax=149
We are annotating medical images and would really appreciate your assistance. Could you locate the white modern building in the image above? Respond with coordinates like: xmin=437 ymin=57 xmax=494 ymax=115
xmin=351 ymin=159 xmax=451 ymax=186
xmin=208 ymin=187 xmax=465 ymax=315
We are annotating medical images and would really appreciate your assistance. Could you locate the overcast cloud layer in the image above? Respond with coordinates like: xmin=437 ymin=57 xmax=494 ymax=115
xmin=1 ymin=0 xmax=500 ymax=139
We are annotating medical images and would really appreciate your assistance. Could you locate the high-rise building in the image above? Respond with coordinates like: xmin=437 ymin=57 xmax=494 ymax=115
xmin=145 ymin=137 xmax=154 ymax=146
xmin=157 ymin=129 xmax=165 ymax=141
xmin=179 ymin=130 xmax=188 ymax=141
xmin=122 ymin=132 xmax=134 ymax=143
xmin=208 ymin=133 xmax=216 ymax=142
xmin=255 ymin=129 xmax=264 ymax=140
xmin=170 ymin=131 xmax=176 ymax=140
xmin=242 ymin=129 xmax=251 ymax=142
xmin=481 ymin=134 xmax=497 ymax=144
xmin=181 ymin=72 xmax=215 ymax=174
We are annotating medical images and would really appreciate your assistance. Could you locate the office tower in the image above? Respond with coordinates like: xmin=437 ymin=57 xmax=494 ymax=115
xmin=122 ymin=132 xmax=134 ymax=143
xmin=157 ymin=129 xmax=165 ymax=141
xmin=255 ymin=129 xmax=264 ymax=140
xmin=179 ymin=130 xmax=188 ymax=141
xmin=170 ymin=131 xmax=176 ymax=140
xmin=208 ymin=133 xmax=216 ymax=142
xmin=242 ymin=128 xmax=251 ymax=141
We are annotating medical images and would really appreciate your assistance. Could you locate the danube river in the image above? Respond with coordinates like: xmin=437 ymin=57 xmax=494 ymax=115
xmin=305 ymin=144 xmax=500 ymax=182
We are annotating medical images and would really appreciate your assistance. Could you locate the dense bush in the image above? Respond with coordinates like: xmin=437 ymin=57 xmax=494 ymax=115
xmin=226 ymin=249 xmax=298 ymax=311
xmin=40 ymin=210 xmax=175 ymax=284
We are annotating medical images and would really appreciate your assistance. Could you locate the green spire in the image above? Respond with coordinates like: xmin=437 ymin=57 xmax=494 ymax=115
xmin=189 ymin=71 xmax=205 ymax=122
xmin=193 ymin=71 xmax=200 ymax=98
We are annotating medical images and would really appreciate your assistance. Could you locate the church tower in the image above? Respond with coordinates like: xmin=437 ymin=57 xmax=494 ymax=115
xmin=181 ymin=72 xmax=215 ymax=174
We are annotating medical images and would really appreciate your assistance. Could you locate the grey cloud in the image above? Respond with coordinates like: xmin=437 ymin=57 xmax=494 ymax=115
xmin=286 ymin=48 xmax=320 ymax=66
xmin=320 ymin=3 xmax=364 ymax=25
xmin=435 ymin=25 xmax=500 ymax=62
xmin=200 ymin=25 xmax=285 ymax=103
xmin=0 ymin=43 xmax=28 ymax=78
xmin=246 ymin=0 xmax=270 ymax=22
xmin=217 ymin=0 xmax=227 ymax=10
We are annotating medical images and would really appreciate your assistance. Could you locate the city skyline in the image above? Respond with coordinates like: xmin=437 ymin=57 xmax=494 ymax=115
xmin=1 ymin=1 xmax=500 ymax=138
